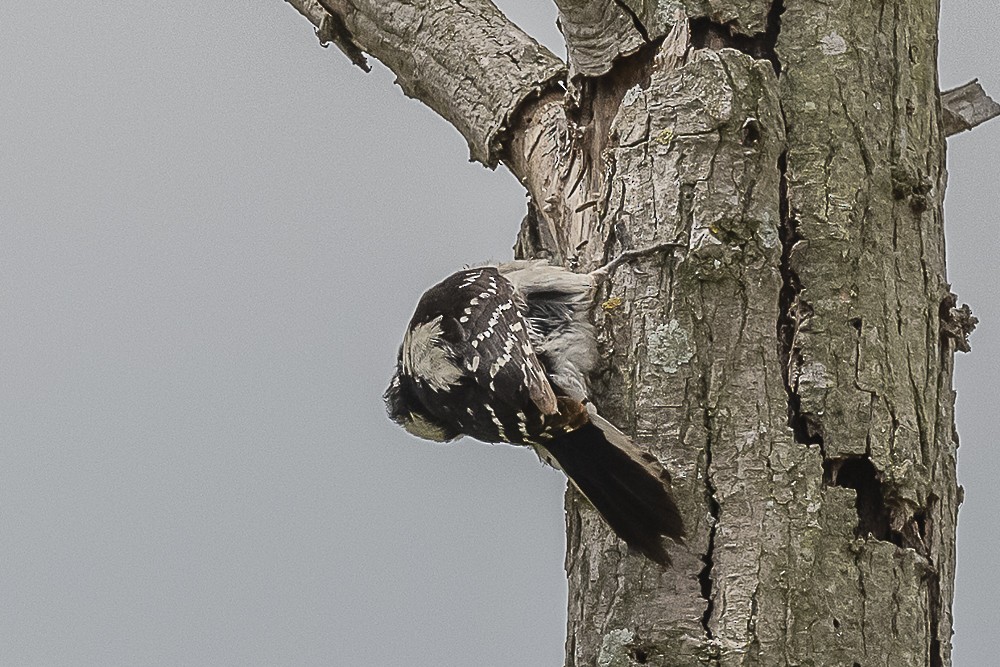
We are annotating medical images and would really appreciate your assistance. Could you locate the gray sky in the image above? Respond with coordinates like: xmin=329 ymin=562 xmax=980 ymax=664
xmin=1 ymin=2 xmax=996 ymax=665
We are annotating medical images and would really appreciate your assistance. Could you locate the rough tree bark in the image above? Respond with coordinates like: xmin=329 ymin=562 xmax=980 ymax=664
xmin=285 ymin=1 xmax=994 ymax=664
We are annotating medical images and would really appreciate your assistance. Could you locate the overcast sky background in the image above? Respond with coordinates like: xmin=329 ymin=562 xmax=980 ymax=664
xmin=1 ymin=2 xmax=996 ymax=665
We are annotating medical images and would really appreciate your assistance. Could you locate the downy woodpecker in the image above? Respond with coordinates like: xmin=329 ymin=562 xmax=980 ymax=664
xmin=384 ymin=257 xmax=684 ymax=566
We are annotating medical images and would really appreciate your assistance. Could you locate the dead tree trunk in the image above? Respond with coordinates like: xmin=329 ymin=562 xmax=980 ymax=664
xmin=285 ymin=1 xmax=992 ymax=664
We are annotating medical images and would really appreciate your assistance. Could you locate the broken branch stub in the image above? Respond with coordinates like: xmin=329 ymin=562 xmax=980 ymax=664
xmin=941 ymin=80 xmax=1000 ymax=137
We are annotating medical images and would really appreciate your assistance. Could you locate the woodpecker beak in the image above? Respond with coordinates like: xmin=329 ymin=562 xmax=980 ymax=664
xmin=401 ymin=412 xmax=460 ymax=442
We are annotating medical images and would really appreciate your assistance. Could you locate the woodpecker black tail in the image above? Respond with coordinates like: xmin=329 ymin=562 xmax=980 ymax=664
xmin=539 ymin=414 xmax=684 ymax=567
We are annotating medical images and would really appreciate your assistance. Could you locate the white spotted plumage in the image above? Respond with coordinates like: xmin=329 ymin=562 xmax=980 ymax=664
xmin=485 ymin=404 xmax=507 ymax=441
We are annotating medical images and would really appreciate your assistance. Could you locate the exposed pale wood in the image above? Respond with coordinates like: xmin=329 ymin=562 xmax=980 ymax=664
xmin=942 ymin=79 xmax=1000 ymax=136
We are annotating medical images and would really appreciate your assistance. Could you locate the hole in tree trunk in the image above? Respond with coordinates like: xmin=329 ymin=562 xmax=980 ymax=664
xmin=630 ymin=647 xmax=648 ymax=663
xmin=823 ymin=456 xmax=900 ymax=545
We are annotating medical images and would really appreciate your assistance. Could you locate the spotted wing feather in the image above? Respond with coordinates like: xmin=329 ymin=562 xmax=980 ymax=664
xmin=457 ymin=268 xmax=557 ymax=416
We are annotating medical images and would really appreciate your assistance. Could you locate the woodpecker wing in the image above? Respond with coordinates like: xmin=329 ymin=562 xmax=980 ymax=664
xmin=453 ymin=267 xmax=558 ymax=416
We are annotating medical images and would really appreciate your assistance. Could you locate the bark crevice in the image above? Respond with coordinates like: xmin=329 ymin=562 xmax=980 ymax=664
xmin=314 ymin=1 xmax=370 ymax=71
xmin=698 ymin=395 xmax=720 ymax=640
xmin=929 ymin=570 xmax=944 ymax=667
xmin=776 ymin=151 xmax=822 ymax=449
xmin=690 ymin=0 xmax=784 ymax=74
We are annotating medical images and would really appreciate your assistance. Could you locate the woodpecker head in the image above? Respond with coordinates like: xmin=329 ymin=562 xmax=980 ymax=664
xmin=384 ymin=362 xmax=461 ymax=443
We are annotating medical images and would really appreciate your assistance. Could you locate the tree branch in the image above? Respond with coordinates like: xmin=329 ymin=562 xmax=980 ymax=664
xmin=284 ymin=0 xmax=566 ymax=166
xmin=553 ymin=0 xmax=645 ymax=78
xmin=941 ymin=79 xmax=1000 ymax=137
